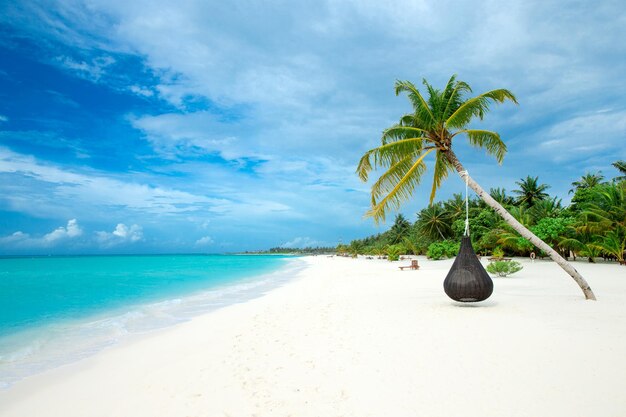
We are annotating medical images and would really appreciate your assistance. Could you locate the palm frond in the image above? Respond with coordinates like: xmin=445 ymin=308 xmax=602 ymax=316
xmin=381 ymin=125 xmax=430 ymax=145
xmin=356 ymin=138 xmax=425 ymax=181
xmin=463 ymin=129 xmax=507 ymax=163
xmin=370 ymin=155 xmax=423 ymax=204
xmin=394 ymin=80 xmax=436 ymax=125
xmin=559 ymin=237 xmax=584 ymax=251
xmin=442 ymin=76 xmax=471 ymax=121
xmin=367 ymin=148 xmax=436 ymax=222
xmin=423 ymin=79 xmax=444 ymax=122
xmin=429 ymin=150 xmax=453 ymax=203
xmin=445 ymin=89 xmax=518 ymax=129
xmin=612 ymin=160 xmax=626 ymax=178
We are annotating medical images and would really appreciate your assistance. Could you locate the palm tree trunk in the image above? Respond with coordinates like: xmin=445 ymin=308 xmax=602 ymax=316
xmin=444 ymin=150 xmax=597 ymax=300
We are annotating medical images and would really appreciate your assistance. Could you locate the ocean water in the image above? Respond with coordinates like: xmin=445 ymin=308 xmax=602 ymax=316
xmin=0 ymin=254 xmax=301 ymax=388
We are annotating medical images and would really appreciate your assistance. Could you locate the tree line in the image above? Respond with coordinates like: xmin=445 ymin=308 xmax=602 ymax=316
xmin=340 ymin=162 xmax=626 ymax=266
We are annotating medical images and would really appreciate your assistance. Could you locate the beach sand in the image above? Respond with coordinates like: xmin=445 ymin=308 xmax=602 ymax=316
xmin=1 ymin=256 xmax=625 ymax=417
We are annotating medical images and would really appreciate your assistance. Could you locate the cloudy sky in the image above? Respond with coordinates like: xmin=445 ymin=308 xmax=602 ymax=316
xmin=0 ymin=0 xmax=624 ymax=254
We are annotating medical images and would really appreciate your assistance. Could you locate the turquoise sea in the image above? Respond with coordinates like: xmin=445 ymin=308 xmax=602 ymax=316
xmin=0 ymin=254 xmax=300 ymax=388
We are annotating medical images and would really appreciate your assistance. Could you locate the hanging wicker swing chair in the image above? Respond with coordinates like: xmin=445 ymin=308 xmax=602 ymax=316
xmin=443 ymin=236 xmax=493 ymax=302
xmin=443 ymin=171 xmax=493 ymax=303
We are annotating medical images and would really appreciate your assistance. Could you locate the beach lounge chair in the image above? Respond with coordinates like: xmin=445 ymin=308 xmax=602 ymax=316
xmin=399 ymin=260 xmax=419 ymax=270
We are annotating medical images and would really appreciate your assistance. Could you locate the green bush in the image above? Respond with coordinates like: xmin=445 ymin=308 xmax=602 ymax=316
xmin=386 ymin=244 xmax=404 ymax=261
xmin=486 ymin=260 xmax=523 ymax=277
xmin=427 ymin=240 xmax=460 ymax=260
xmin=492 ymin=247 xmax=505 ymax=258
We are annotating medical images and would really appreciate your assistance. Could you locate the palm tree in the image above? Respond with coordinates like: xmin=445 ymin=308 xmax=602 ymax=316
xmin=512 ymin=176 xmax=551 ymax=207
xmin=612 ymin=160 xmax=626 ymax=182
xmin=569 ymin=172 xmax=605 ymax=194
xmin=582 ymin=182 xmax=626 ymax=264
xmin=388 ymin=214 xmax=411 ymax=244
xmin=443 ymin=193 xmax=466 ymax=221
xmin=356 ymin=75 xmax=596 ymax=300
xmin=528 ymin=197 xmax=562 ymax=222
xmin=415 ymin=204 xmax=452 ymax=241
xmin=489 ymin=187 xmax=514 ymax=206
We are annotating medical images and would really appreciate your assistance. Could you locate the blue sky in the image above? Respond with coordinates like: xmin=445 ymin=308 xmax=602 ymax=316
xmin=0 ymin=0 xmax=624 ymax=254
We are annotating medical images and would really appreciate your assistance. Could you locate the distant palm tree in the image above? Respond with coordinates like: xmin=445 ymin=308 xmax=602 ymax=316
xmin=443 ymin=193 xmax=466 ymax=221
xmin=612 ymin=160 xmax=626 ymax=182
xmin=415 ymin=204 xmax=452 ymax=241
xmin=388 ymin=214 xmax=411 ymax=244
xmin=357 ymin=75 xmax=596 ymax=299
xmin=512 ymin=176 xmax=551 ymax=207
xmin=489 ymin=187 xmax=514 ymax=206
xmin=528 ymin=197 xmax=563 ymax=221
xmin=569 ymin=172 xmax=605 ymax=194
xmin=582 ymin=182 xmax=626 ymax=264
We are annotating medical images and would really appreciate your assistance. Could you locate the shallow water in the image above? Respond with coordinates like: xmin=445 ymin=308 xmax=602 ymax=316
xmin=0 ymin=254 xmax=302 ymax=388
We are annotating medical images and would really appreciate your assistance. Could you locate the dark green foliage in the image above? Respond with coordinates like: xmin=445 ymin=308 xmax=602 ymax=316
xmin=512 ymin=176 xmax=551 ymax=207
xmin=416 ymin=203 xmax=453 ymax=240
xmin=386 ymin=244 xmax=405 ymax=261
xmin=427 ymin=240 xmax=460 ymax=260
xmin=486 ymin=260 xmax=523 ymax=277
xmin=569 ymin=172 xmax=605 ymax=194
xmin=343 ymin=161 xmax=625 ymax=264
xmin=531 ymin=217 xmax=574 ymax=247
xmin=388 ymin=214 xmax=412 ymax=244
xmin=611 ymin=160 xmax=626 ymax=182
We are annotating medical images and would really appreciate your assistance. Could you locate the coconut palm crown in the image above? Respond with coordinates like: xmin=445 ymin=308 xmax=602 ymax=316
xmin=357 ymin=75 xmax=596 ymax=300
xmin=357 ymin=75 xmax=516 ymax=221
xmin=513 ymin=175 xmax=551 ymax=206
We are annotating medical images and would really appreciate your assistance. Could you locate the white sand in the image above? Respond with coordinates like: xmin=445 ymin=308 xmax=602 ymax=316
xmin=1 ymin=256 xmax=625 ymax=417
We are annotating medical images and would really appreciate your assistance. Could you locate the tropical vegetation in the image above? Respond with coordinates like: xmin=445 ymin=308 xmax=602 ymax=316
xmin=354 ymin=75 xmax=623 ymax=300
xmin=346 ymin=165 xmax=625 ymax=264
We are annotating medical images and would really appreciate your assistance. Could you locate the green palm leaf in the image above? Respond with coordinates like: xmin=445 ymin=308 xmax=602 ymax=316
xmin=463 ymin=129 xmax=507 ymax=163
xmin=381 ymin=125 xmax=430 ymax=144
xmin=356 ymin=138 xmax=425 ymax=181
xmin=366 ymin=148 xmax=435 ymax=222
xmin=394 ymin=80 xmax=436 ymax=126
xmin=442 ymin=75 xmax=472 ymax=121
xmin=429 ymin=150 xmax=453 ymax=203
xmin=445 ymin=89 xmax=518 ymax=129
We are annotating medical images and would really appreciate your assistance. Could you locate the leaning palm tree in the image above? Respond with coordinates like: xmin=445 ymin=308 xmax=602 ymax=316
xmin=357 ymin=75 xmax=596 ymax=300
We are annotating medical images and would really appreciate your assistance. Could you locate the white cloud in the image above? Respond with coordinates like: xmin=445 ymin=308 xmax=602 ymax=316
xmin=195 ymin=236 xmax=214 ymax=246
xmin=43 ymin=219 xmax=83 ymax=242
xmin=0 ymin=147 xmax=230 ymax=218
xmin=57 ymin=55 xmax=116 ymax=81
xmin=281 ymin=237 xmax=324 ymax=249
xmin=534 ymin=110 xmax=626 ymax=162
xmin=0 ymin=219 xmax=82 ymax=248
xmin=0 ymin=115 xmax=8 ymax=122
xmin=0 ymin=231 xmax=30 ymax=245
xmin=129 ymin=85 xmax=154 ymax=97
xmin=96 ymin=223 xmax=143 ymax=247
xmin=129 ymin=111 xmax=239 ymax=159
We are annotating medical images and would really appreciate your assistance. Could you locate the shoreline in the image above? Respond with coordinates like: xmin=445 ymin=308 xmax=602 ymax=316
xmin=1 ymin=255 xmax=625 ymax=416
xmin=0 ymin=256 xmax=305 ymax=389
